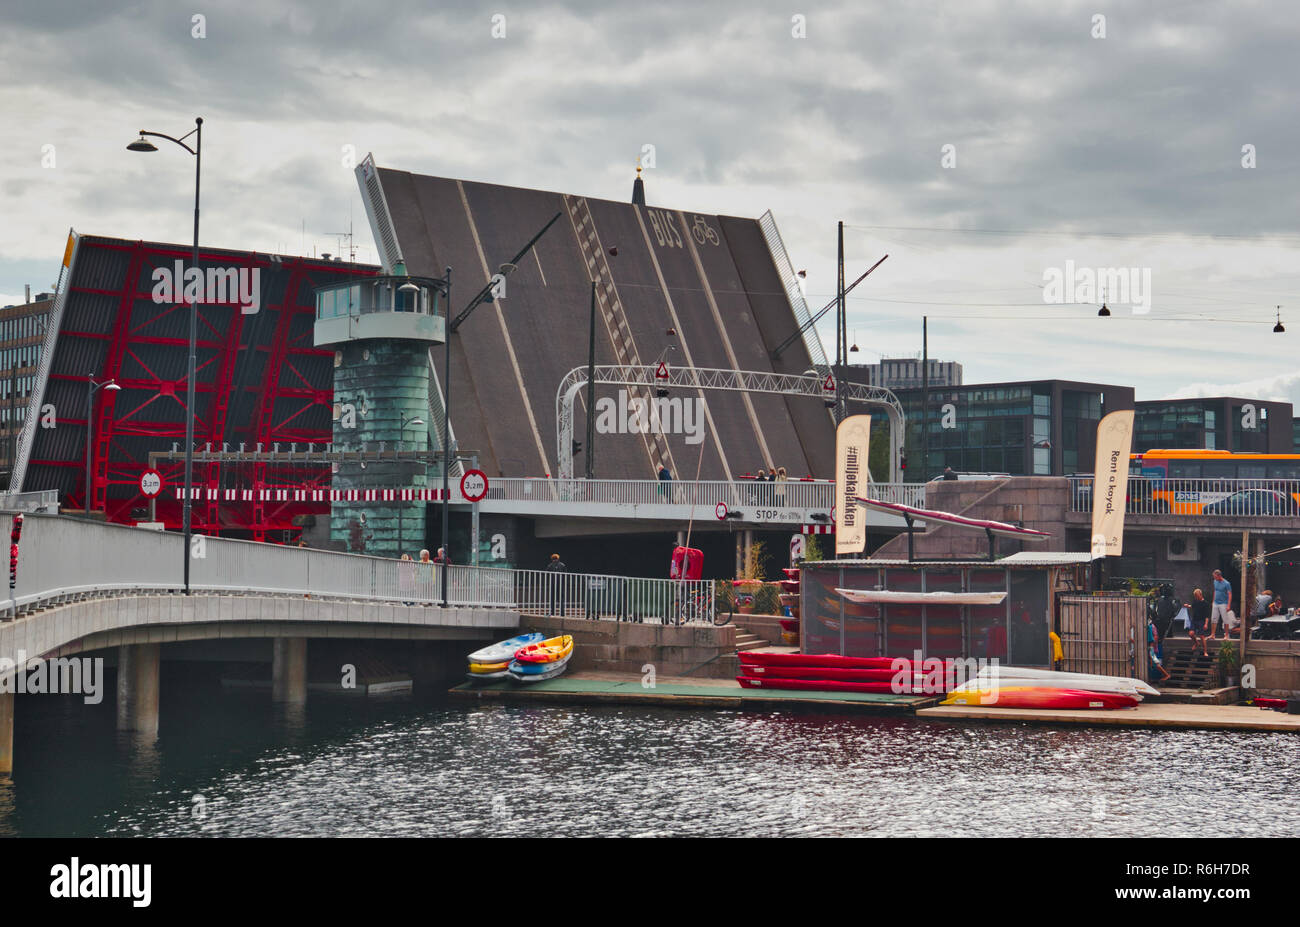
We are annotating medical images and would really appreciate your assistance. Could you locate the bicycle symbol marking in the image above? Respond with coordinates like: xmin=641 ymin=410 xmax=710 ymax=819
xmin=691 ymin=215 xmax=720 ymax=246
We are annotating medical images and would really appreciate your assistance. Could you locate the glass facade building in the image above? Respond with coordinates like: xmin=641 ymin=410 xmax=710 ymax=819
xmin=878 ymin=379 xmax=1133 ymax=481
xmin=0 ymin=295 xmax=52 ymax=488
xmin=1134 ymin=397 xmax=1292 ymax=454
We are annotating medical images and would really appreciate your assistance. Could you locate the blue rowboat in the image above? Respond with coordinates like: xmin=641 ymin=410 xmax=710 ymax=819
xmin=467 ymin=633 xmax=544 ymax=665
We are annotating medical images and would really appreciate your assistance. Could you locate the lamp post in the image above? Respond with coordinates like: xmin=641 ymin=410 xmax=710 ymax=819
xmin=398 ymin=413 xmax=425 ymax=556
xmin=128 ymin=117 xmax=201 ymax=594
xmin=85 ymin=376 xmax=120 ymax=514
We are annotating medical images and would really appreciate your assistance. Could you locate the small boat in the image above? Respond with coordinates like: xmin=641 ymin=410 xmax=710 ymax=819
xmin=508 ymin=658 xmax=571 ymax=683
xmin=736 ymin=675 xmax=903 ymax=694
xmin=465 ymin=669 xmax=511 ymax=682
xmin=508 ymin=652 xmax=572 ymax=675
xmin=738 ymin=651 xmax=901 ymax=669
xmin=467 ymin=633 xmax=545 ymax=665
xmin=513 ymin=635 xmax=574 ymax=664
xmin=782 ymin=568 xmax=800 ymax=579
xmin=467 ymin=660 xmax=511 ymax=674
xmin=941 ymin=685 xmax=1139 ymax=710
xmin=743 ymin=664 xmax=926 ymax=682
xmin=779 ymin=618 xmax=800 ymax=632
xmin=970 ymin=666 xmax=1160 ymax=697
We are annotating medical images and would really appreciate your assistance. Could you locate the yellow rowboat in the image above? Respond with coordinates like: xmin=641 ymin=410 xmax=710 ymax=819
xmin=512 ymin=635 xmax=574 ymax=664
xmin=468 ymin=660 xmax=511 ymax=674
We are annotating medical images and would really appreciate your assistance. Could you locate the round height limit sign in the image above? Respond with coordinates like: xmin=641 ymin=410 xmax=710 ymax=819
xmin=140 ymin=470 xmax=163 ymax=498
xmin=460 ymin=469 xmax=489 ymax=502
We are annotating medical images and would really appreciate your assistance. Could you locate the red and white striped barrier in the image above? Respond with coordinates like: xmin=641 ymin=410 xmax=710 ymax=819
xmin=176 ymin=487 xmax=452 ymax=502
xmin=801 ymin=524 xmax=833 ymax=534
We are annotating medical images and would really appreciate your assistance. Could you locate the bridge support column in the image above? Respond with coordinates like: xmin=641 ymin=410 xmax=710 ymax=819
xmin=116 ymin=643 xmax=160 ymax=736
xmin=272 ymin=638 xmax=308 ymax=705
xmin=677 ymin=530 xmax=686 ymax=548
xmin=0 ymin=692 xmax=13 ymax=775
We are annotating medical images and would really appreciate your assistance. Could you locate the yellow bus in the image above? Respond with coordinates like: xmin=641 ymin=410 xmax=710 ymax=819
xmin=1134 ymin=449 xmax=1300 ymax=515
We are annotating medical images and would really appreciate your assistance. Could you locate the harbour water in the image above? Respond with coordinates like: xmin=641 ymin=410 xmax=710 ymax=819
xmin=3 ymin=680 xmax=1297 ymax=838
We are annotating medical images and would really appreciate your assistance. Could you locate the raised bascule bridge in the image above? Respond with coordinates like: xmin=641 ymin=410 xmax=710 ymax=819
xmin=10 ymin=162 xmax=910 ymax=571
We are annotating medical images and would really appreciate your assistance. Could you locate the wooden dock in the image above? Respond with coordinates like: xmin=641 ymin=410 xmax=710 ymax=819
xmin=918 ymin=701 xmax=1300 ymax=733
xmin=451 ymin=670 xmax=934 ymax=713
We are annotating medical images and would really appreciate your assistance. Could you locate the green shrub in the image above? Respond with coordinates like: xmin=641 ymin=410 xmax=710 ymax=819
xmin=753 ymin=581 xmax=781 ymax=615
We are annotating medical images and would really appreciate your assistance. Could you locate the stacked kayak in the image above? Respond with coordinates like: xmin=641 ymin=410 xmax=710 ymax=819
xmin=779 ymin=569 xmax=800 ymax=644
xmin=737 ymin=651 xmax=935 ymax=694
xmin=508 ymin=635 xmax=574 ymax=683
xmin=466 ymin=633 xmax=543 ymax=682
xmin=940 ymin=667 xmax=1156 ymax=710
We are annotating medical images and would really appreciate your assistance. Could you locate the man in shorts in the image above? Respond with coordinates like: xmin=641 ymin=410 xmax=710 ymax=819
xmin=1186 ymin=588 xmax=1211 ymax=657
xmin=1210 ymin=570 xmax=1233 ymax=640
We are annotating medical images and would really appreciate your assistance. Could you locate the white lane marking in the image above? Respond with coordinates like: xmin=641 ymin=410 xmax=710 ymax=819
xmin=457 ymin=180 xmax=554 ymax=477
xmin=633 ymin=206 xmax=733 ymax=479
xmin=675 ymin=211 xmax=773 ymax=467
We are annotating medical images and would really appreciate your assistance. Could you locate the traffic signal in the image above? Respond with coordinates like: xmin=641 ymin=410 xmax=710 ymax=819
xmin=572 ymin=440 xmax=582 ymax=455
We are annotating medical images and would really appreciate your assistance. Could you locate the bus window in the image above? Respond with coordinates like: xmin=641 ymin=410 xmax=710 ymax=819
xmin=1238 ymin=464 xmax=1267 ymax=480
xmin=1267 ymin=462 xmax=1300 ymax=479
xmin=1202 ymin=461 xmax=1236 ymax=479
xmin=1168 ymin=460 xmax=1201 ymax=478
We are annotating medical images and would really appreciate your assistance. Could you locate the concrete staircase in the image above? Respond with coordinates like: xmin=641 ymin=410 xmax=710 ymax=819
xmin=734 ymin=628 xmax=770 ymax=651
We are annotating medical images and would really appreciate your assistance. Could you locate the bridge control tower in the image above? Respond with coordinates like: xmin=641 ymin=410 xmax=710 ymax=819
xmin=313 ymin=266 xmax=448 ymax=557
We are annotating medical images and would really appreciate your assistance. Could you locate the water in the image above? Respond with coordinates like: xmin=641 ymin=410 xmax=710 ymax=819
xmin=3 ymin=683 xmax=1298 ymax=837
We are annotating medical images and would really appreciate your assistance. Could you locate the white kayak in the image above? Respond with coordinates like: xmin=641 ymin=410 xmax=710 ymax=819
xmin=467 ymin=633 xmax=545 ymax=665
xmin=957 ymin=666 xmax=1160 ymax=698
xmin=835 ymin=588 xmax=1007 ymax=606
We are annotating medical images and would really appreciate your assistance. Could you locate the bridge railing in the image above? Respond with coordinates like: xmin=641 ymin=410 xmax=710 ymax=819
xmin=6 ymin=514 xmax=717 ymax=624
xmin=478 ymin=477 xmax=925 ymax=511
xmin=1068 ymin=476 xmax=1300 ymax=516
xmin=0 ymin=490 xmax=59 ymax=513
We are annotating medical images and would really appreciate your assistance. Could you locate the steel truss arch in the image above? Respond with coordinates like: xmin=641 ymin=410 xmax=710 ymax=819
xmin=555 ymin=365 xmax=905 ymax=481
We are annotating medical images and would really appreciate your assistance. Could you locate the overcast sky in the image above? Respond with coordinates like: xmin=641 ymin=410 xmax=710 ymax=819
xmin=2 ymin=0 xmax=1298 ymax=407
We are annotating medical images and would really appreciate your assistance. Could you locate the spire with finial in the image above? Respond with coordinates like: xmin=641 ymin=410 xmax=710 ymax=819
xmin=632 ymin=156 xmax=646 ymax=206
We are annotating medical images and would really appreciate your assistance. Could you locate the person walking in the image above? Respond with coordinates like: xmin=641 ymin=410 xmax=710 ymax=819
xmin=418 ymin=549 xmax=433 ymax=604
xmin=657 ymin=464 xmax=672 ymax=502
xmin=1209 ymin=569 xmax=1233 ymax=640
xmin=399 ymin=553 xmax=416 ymax=606
xmin=775 ymin=466 xmax=788 ymax=505
xmin=433 ymin=547 xmax=450 ymax=564
xmin=546 ymin=552 xmax=568 ymax=616
xmin=1186 ymin=587 xmax=1211 ymax=657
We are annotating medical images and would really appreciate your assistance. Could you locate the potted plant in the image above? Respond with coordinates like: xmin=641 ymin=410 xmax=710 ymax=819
xmin=753 ymin=582 xmax=781 ymax=616
xmin=1217 ymin=640 xmax=1240 ymax=688
xmin=733 ymin=542 xmax=767 ymax=613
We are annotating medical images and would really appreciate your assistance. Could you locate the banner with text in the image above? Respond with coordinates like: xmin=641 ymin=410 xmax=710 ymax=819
xmin=1090 ymin=409 xmax=1135 ymax=560
xmin=835 ymin=415 xmax=871 ymax=556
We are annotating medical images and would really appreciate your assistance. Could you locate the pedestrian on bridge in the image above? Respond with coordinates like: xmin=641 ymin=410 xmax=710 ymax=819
xmin=418 ymin=549 xmax=434 ymax=604
xmin=775 ymin=467 xmax=788 ymax=505
xmin=546 ymin=552 xmax=568 ymax=617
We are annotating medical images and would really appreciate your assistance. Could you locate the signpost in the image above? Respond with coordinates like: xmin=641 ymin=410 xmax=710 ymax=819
xmin=460 ymin=469 xmax=489 ymax=503
xmin=715 ymin=502 xmax=728 ymax=520
xmin=141 ymin=470 xmax=164 ymax=522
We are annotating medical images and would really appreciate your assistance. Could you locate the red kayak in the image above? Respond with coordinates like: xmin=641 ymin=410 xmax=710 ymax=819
xmin=1254 ymin=697 xmax=1287 ymax=711
xmin=742 ymin=664 xmax=925 ymax=682
xmin=782 ymin=568 xmax=800 ymax=579
xmin=942 ymin=686 xmax=1139 ymax=710
xmin=779 ymin=618 xmax=800 ymax=632
xmin=739 ymin=651 xmax=903 ymax=669
xmin=737 ymin=675 xmax=906 ymax=694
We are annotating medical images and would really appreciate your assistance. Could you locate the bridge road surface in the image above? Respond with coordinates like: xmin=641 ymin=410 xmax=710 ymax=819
xmin=374 ymin=166 xmax=831 ymax=481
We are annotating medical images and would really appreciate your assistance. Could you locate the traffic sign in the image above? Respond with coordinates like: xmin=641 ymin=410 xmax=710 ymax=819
xmin=460 ymin=469 xmax=489 ymax=502
xmin=822 ymin=374 xmax=836 ymax=393
xmin=140 ymin=470 xmax=163 ymax=498
xmin=655 ymin=361 xmax=669 ymax=380
xmin=715 ymin=502 xmax=728 ymax=520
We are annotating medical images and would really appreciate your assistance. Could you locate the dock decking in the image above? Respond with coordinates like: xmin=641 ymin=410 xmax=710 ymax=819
xmin=918 ymin=701 xmax=1300 ymax=733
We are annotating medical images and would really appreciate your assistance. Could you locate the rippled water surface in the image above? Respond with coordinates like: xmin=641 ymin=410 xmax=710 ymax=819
xmin=3 ymin=685 xmax=1297 ymax=837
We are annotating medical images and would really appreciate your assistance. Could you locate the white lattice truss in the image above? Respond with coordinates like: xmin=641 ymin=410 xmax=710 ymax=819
xmin=556 ymin=365 xmax=905 ymax=480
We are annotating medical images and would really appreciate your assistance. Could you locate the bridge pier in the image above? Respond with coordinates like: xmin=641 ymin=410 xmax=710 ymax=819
xmin=272 ymin=637 xmax=308 ymax=704
xmin=0 ymin=692 xmax=13 ymax=775
xmin=116 ymin=643 xmax=160 ymax=736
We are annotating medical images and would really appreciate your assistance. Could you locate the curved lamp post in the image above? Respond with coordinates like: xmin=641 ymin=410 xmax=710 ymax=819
xmin=128 ymin=118 xmax=201 ymax=594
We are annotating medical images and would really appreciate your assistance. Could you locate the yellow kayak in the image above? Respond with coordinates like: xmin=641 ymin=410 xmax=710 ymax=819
xmin=513 ymin=635 xmax=574 ymax=664
xmin=468 ymin=660 xmax=511 ymax=673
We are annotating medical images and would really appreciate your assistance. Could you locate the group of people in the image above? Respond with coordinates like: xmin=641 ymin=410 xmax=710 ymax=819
xmin=750 ymin=466 xmax=789 ymax=505
xmin=1145 ymin=570 xmax=1273 ymax=677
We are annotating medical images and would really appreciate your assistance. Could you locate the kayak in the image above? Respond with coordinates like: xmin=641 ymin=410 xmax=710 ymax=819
xmin=513 ymin=635 xmax=574 ymax=664
xmin=941 ymin=686 xmax=1140 ymax=710
xmin=971 ymin=666 xmax=1160 ymax=697
xmin=739 ymin=652 xmax=904 ymax=669
xmin=736 ymin=675 xmax=904 ymax=694
xmin=508 ymin=652 xmax=572 ymax=675
xmin=465 ymin=669 xmax=510 ymax=682
xmin=467 ymin=633 xmax=545 ymax=665
xmin=779 ymin=618 xmax=800 ymax=632
xmin=743 ymin=664 xmax=929 ymax=682
xmin=508 ymin=659 xmax=570 ymax=683
xmin=467 ymin=660 xmax=511 ymax=674
xmin=836 ymin=588 xmax=1007 ymax=606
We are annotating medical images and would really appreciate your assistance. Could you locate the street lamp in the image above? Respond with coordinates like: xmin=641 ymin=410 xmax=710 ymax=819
xmin=128 ymin=117 xmax=202 ymax=594
xmin=398 ymin=413 xmax=425 ymax=555
xmin=85 ymin=376 xmax=120 ymax=514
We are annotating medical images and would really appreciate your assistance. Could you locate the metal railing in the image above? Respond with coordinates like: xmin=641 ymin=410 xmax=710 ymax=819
xmin=0 ymin=489 xmax=59 ymax=512
xmin=477 ymin=477 xmax=926 ymax=511
xmin=1068 ymin=476 xmax=1300 ymax=516
xmin=5 ymin=514 xmax=717 ymax=624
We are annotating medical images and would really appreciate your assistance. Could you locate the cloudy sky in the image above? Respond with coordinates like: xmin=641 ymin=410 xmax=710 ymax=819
xmin=2 ymin=0 xmax=1298 ymax=406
